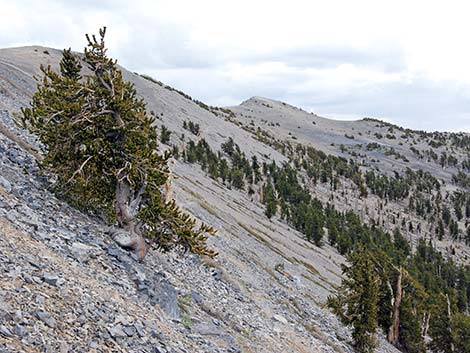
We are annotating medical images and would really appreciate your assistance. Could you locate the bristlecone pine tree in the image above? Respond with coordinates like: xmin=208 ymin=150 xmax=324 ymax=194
xmin=327 ymin=244 xmax=379 ymax=353
xmin=20 ymin=27 xmax=216 ymax=260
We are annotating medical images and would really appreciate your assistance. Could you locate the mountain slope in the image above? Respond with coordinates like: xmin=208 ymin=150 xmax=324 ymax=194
xmin=2 ymin=45 xmax=468 ymax=352
xmin=229 ymin=96 xmax=470 ymax=259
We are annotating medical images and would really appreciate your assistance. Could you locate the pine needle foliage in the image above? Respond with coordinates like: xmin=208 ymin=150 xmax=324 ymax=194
xmin=328 ymin=244 xmax=379 ymax=353
xmin=20 ymin=27 xmax=216 ymax=258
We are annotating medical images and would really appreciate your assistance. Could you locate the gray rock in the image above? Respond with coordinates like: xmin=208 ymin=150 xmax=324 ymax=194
xmin=272 ymin=314 xmax=288 ymax=324
xmin=23 ymin=214 xmax=40 ymax=229
xmin=108 ymin=324 xmax=127 ymax=338
xmin=77 ymin=315 xmax=86 ymax=325
xmin=106 ymin=246 xmax=122 ymax=258
xmin=35 ymin=310 xmax=57 ymax=328
xmin=59 ymin=341 xmax=69 ymax=353
xmin=150 ymin=330 xmax=166 ymax=340
xmin=0 ymin=176 xmax=12 ymax=193
xmin=5 ymin=211 xmax=17 ymax=224
xmin=193 ymin=323 xmax=224 ymax=336
xmin=42 ymin=273 xmax=62 ymax=286
xmin=35 ymin=295 xmax=45 ymax=305
xmin=71 ymin=242 xmax=95 ymax=263
xmin=0 ymin=325 xmax=12 ymax=337
xmin=135 ymin=324 xmax=146 ymax=337
xmin=24 ymin=255 xmax=44 ymax=269
xmin=108 ymin=227 xmax=134 ymax=250
xmin=0 ymin=308 xmax=13 ymax=322
xmin=22 ymin=273 xmax=34 ymax=284
xmin=14 ymin=324 xmax=26 ymax=337
xmin=191 ymin=290 xmax=203 ymax=304
xmin=151 ymin=277 xmax=180 ymax=321
xmin=29 ymin=201 xmax=42 ymax=210
xmin=123 ymin=325 xmax=137 ymax=337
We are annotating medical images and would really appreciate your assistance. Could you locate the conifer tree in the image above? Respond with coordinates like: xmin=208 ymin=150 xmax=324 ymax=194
xmin=160 ymin=124 xmax=171 ymax=144
xmin=21 ymin=27 xmax=216 ymax=260
xmin=251 ymin=155 xmax=261 ymax=183
xmin=60 ymin=48 xmax=82 ymax=80
xmin=304 ymin=205 xmax=324 ymax=246
xmin=230 ymin=167 xmax=244 ymax=189
xmin=398 ymin=294 xmax=425 ymax=353
xmin=392 ymin=228 xmax=410 ymax=264
xmin=264 ymin=181 xmax=277 ymax=219
xmin=328 ymin=245 xmax=379 ymax=352
xmin=429 ymin=295 xmax=454 ymax=353
xmin=452 ymin=313 xmax=470 ymax=352
xmin=218 ymin=158 xmax=230 ymax=183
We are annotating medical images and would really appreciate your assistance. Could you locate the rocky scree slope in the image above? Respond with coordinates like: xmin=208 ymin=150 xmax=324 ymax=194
xmin=0 ymin=46 xmax=406 ymax=352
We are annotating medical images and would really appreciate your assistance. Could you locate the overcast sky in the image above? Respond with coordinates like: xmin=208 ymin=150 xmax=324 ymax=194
xmin=2 ymin=0 xmax=470 ymax=132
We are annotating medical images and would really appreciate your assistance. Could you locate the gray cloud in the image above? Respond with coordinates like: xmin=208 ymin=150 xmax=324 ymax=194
xmin=241 ymin=45 xmax=407 ymax=73
xmin=116 ymin=23 xmax=222 ymax=71
xmin=147 ymin=64 xmax=470 ymax=132
xmin=1 ymin=0 xmax=470 ymax=132
xmin=289 ymin=78 xmax=470 ymax=132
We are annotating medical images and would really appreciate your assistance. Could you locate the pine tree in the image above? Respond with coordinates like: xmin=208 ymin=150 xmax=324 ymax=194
xmin=429 ymin=294 xmax=454 ymax=353
xmin=436 ymin=219 xmax=445 ymax=240
xmin=398 ymin=294 xmax=425 ymax=353
xmin=328 ymin=245 xmax=379 ymax=352
xmin=230 ymin=167 xmax=244 ymax=189
xmin=218 ymin=158 xmax=230 ymax=183
xmin=326 ymin=215 xmax=339 ymax=246
xmin=452 ymin=313 xmax=470 ymax=352
xmin=59 ymin=48 xmax=81 ymax=80
xmin=264 ymin=181 xmax=277 ymax=219
xmin=20 ymin=27 xmax=216 ymax=260
xmin=160 ymin=125 xmax=171 ymax=144
xmin=251 ymin=155 xmax=261 ymax=183
xmin=393 ymin=228 xmax=410 ymax=264
xmin=304 ymin=205 xmax=324 ymax=246
xmin=442 ymin=206 xmax=451 ymax=226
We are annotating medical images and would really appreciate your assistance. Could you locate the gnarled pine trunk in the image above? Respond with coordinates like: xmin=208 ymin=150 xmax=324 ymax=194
xmin=446 ymin=294 xmax=455 ymax=353
xmin=387 ymin=267 xmax=403 ymax=346
xmin=421 ymin=312 xmax=431 ymax=338
xmin=114 ymin=179 xmax=148 ymax=261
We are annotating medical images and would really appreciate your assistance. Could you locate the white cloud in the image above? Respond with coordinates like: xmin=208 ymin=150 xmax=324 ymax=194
xmin=1 ymin=0 xmax=470 ymax=131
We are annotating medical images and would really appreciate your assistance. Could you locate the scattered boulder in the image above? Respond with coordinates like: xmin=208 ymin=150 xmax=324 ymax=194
xmin=137 ymin=273 xmax=180 ymax=321
xmin=0 ymin=176 xmax=11 ymax=193
xmin=108 ymin=324 xmax=127 ymax=338
xmin=273 ymin=314 xmax=288 ymax=325
xmin=14 ymin=324 xmax=26 ymax=337
xmin=42 ymin=273 xmax=63 ymax=286
xmin=71 ymin=242 xmax=96 ymax=263
xmin=35 ymin=310 xmax=57 ymax=328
